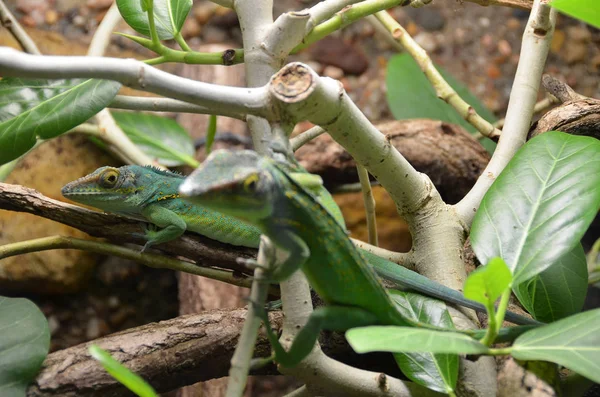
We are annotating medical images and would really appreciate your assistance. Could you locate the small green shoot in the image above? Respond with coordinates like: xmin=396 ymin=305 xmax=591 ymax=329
xmin=89 ymin=345 xmax=159 ymax=397
xmin=464 ymin=257 xmax=512 ymax=345
xmin=205 ymin=115 xmax=217 ymax=155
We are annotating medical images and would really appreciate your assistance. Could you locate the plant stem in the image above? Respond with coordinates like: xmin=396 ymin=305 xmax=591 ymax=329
xmin=174 ymin=32 xmax=192 ymax=52
xmin=290 ymin=126 xmax=326 ymax=151
xmin=494 ymin=288 xmax=512 ymax=330
xmin=487 ymin=347 xmax=513 ymax=356
xmin=0 ymin=0 xmax=40 ymax=54
xmin=357 ymin=164 xmax=378 ymax=246
xmin=0 ymin=235 xmax=269 ymax=291
xmin=479 ymin=301 xmax=498 ymax=346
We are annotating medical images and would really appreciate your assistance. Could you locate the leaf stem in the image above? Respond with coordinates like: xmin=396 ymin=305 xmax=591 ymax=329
xmin=479 ymin=300 xmax=498 ymax=346
xmin=487 ymin=347 xmax=513 ymax=356
xmin=494 ymin=288 xmax=512 ymax=330
xmin=146 ymin=0 xmax=161 ymax=48
xmin=174 ymin=32 xmax=192 ymax=52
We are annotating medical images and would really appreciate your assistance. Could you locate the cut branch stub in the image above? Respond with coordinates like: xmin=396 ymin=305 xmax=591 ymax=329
xmin=270 ymin=62 xmax=316 ymax=102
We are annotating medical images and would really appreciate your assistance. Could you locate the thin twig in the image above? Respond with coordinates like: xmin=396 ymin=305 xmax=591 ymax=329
xmin=290 ymin=126 xmax=326 ymax=151
xmin=371 ymin=11 xmax=501 ymax=139
xmin=0 ymin=235 xmax=265 ymax=291
xmin=493 ymin=93 xmax=559 ymax=129
xmin=356 ymin=165 xmax=378 ymax=246
xmin=0 ymin=0 xmax=40 ymax=54
xmin=110 ymin=95 xmax=246 ymax=120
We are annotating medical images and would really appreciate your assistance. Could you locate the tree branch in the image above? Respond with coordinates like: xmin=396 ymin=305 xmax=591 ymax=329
xmin=0 ymin=0 xmax=41 ymax=54
xmin=0 ymin=182 xmax=255 ymax=274
xmin=456 ymin=0 xmax=556 ymax=225
xmin=109 ymin=95 xmax=246 ymax=120
xmin=0 ymin=48 xmax=270 ymax=118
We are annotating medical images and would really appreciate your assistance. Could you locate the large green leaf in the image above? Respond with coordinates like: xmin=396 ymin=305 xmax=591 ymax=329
xmin=551 ymin=0 xmax=600 ymax=29
xmin=389 ymin=291 xmax=459 ymax=394
xmin=0 ymin=78 xmax=121 ymax=165
xmin=470 ymin=131 xmax=600 ymax=286
xmin=112 ymin=112 xmax=197 ymax=167
xmin=347 ymin=326 xmax=489 ymax=355
xmin=117 ymin=0 xmax=193 ymax=40
xmin=464 ymin=257 xmax=512 ymax=306
xmin=89 ymin=345 xmax=158 ymax=397
xmin=512 ymin=308 xmax=600 ymax=383
xmin=514 ymin=244 xmax=588 ymax=322
xmin=0 ymin=297 xmax=50 ymax=397
xmin=386 ymin=53 xmax=497 ymax=153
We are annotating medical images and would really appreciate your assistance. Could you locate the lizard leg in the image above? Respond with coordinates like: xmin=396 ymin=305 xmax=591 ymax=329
xmin=140 ymin=204 xmax=187 ymax=251
xmin=255 ymin=304 xmax=378 ymax=368
xmin=265 ymin=229 xmax=310 ymax=282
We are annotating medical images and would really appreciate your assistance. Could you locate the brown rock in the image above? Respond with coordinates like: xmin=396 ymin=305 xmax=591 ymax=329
xmin=45 ymin=9 xmax=59 ymax=25
xmin=550 ymin=29 xmax=565 ymax=54
xmin=309 ymin=36 xmax=369 ymax=76
xmin=0 ymin=134 xmax=119 ymax=294
xmin=563 ymin=42 xmax=588 ymax=64
xmin=86 ymin=0 xmax=113 ymax=10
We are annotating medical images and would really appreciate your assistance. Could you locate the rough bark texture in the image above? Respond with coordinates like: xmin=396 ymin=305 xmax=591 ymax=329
xmin=296 ymin=119 xmax=491 ymax=204
xmin=497 ymin=358 xmax=558 ymax=397
xmin=27 ymin=308 xmax=397 ymax=397
xmin=0 ymin=183 xmax=255 ymax=274
xmin=529 ymin=75 xmax=600 ymax=140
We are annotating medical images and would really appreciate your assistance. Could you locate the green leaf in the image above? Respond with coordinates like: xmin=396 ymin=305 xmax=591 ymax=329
xmin=89 ymin=345 xmax=158 ymax=397
xmin=514 ymin=244 xmax=588 ymax=322
xmin=117 ymin=0 xmax=193 ymax=40
xmin=386 ymin=291 xmax=458 ymax=394
xmin=112 ymin=112 xmax=198 ymax=167
xmin=464 ymin=257 xmax=512 ymax=305
xmin=470 ymin=131 xmax=600 ymax=286
xmin=512 ymin=308 xmax=600 ymax=383
xmin=386 ymin=53 xmax=497 ymax=153
xmin=0 ymin=78 xmax=120 ymax=165
xmin=551 ymin=0 xmax=600 ymax=29
xmin=0 ymin=297 xmax=50 ymax=397
xmin=347 ymin=326 xmax=489 ymax=355
xmin=204 ymin=114 xmax=217 ymax=155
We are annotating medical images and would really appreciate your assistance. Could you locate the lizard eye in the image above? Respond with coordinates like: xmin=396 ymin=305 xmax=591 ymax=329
xmin=243 ymin=174 xmax=259 ymax=192
xmin=100 ymin=170 xmax=119 ymax=188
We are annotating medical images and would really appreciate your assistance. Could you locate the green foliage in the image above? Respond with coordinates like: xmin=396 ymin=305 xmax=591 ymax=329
xmin=514 ymin=244 xmax=588 ymax=322
xmin=346 ymin=326 xmax=489 ymax=355
xmin=512 ymin=309 xmax=600 ymax=383
xmin=116 ymin=0 xmax=193 ymax=40
xmin=0 ymin=78 xmax=120 ymax=165
xmin=464 ymin=257 xmax=512 ymax=306
xmin=204 ymin=115 xmax=217 ymax=154
xmin=551 ymin=0 xmax=600 ymax=28
xmin=389 ymin=291 xmax=458 ymax=394
xmin=89 ymin=345 xmax=158 ymax=397
xmin=112 ymin=112 xmax=198 ymax=167
xmin=0 ymin=297 xmax=50 ymax=397
xmin=471 ymin=131 xmax=600 ymax=288
xmin=386 ymin=53 xmax=497 ymax=153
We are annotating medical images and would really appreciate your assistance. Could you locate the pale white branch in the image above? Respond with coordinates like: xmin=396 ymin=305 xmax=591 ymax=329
xmin=455 ymin=0 xmax=556 ymax=225
xmin=0 ymin=48 xmax=271 ymax=119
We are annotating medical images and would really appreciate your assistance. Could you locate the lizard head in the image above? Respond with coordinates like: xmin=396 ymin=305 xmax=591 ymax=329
xmin=179 ymin=150 xmax=274 ymax=223
xmin=61 ymin=166 xmax=146 ymax=213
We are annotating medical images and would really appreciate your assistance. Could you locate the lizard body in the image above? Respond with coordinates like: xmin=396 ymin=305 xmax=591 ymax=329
xmin=177 ymin=150 xmax=536 ymax=371
xmin=61 ymin=165 xmax=261 ymax=250
xmin=62 ymin=163 xmax=537 ymax=326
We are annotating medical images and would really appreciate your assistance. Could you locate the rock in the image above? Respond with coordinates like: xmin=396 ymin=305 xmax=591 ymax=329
xmin=0 ymin=134 xmax=119 ymax=294
xmin=564 ymin=42 xmax=588 ymax=64
xmin=182 ymin=17 xmax=201 ymax=39
xmin=414 ymin=31 xmax=438 ymax=52
xmin=194 ymin=2 xmax=215 ymax=24
xmin=405 ymin=6 xmax=446 ymax=31
xmin=497 ymin=40 xmax=511 ymax=57
xmin=567 ymin=26 xmax=591 ymax=42
xmin=309 ymin=36 xmax=369 ymax=75
xmin=322 ymin=65 xmax=344 ymax=80
xmin=45 ymin=9 xmax=59 ymax=25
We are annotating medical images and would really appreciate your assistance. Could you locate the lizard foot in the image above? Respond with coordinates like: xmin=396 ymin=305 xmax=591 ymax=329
xmin=236 ymin=257 xmax=268 ymax=271
xmin=250 ymin=354 xmax=275 ymax=370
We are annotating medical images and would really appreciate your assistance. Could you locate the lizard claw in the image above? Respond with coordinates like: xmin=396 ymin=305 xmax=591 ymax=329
xmin=236 ymin=257 xmax=268 ymax=271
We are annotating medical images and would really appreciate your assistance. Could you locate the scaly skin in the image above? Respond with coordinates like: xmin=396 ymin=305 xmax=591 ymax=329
xmin=62 ymin=163 xmax=537 ymax=326
xmin=177 ymin=150 xmax=537 ymax=375
xmin=61 ymin=165 xmax=261 ymax=251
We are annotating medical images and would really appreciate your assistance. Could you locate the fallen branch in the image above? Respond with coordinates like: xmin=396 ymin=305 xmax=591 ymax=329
xmin=27 ymin=308 xmax=402 ymax=397
xmin=0 ymin=183 xmax=255 ymax=274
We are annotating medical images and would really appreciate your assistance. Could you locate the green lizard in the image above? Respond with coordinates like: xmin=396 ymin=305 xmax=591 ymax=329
xmin=177 ymin=150 xmax=537 ymax=370
xmin=61 ymin=163 xmax=537 ymax=326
